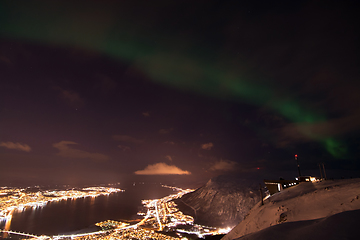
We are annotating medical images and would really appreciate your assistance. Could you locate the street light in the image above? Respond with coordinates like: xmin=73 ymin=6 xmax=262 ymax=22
xmin=295 ymin=154 xmax=301 ymax=178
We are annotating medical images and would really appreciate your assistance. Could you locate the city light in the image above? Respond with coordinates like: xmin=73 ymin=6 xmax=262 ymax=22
xmin=1 ymin=185 xmax=228 ymax=239
xmin=0 ymin=186 xmax=124 ymax=222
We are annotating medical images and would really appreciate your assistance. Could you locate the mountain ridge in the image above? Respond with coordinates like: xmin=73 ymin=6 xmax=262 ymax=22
xmin=176 ymin=174 xmax=262 ymax=227
xmin=222 ymin=178 xmax=360 ymax=240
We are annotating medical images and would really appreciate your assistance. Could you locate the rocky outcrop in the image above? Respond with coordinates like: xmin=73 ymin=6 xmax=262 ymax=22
xmin=176 ymin=175 xmax=261 ymax=227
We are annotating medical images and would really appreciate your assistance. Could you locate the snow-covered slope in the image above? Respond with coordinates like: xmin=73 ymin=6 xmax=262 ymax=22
xmin=223 ymin=178 xmax=360 ymax=240
xmin=177 ymin=175 xmax=261 ymax=227
xmin=232 ymin=209 xmax=360 ymax=240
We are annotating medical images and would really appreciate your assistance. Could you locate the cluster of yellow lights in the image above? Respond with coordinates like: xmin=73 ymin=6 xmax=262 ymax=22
xmin=303 ymin=177 xmax=318 ymax=182
xmin=1 ymin=185 xmax=233 ymax=239
xmin=0 ymin=186 xmax=124 ymax=220
xmin=95 ymin=220 xmax=129 ymax=229
xmin=67 ymin=228 xmax=180 ymax=240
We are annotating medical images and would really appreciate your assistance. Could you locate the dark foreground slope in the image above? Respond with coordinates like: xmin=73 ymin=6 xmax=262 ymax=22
xmin=233 ymin=209 xmax=360 ymax=240
xmin=223 ymin=178 xmax=360 ymax=240
xmin=176 ymin=175 xmax=261 ymax=227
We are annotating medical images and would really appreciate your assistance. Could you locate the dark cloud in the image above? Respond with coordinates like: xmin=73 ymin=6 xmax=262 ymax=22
xmin=54 ymin=87 xmax=85 ymax=109
xmin=159 ymin=128 xmax=173 ymax=134
xmin=142 ymin=112 xmax=150 ymax=117
xmin=118 ymin=145 xmax=131 ymax=152
xmin=113 ymin=135 xmax=143 ymax=144
xmin=279 ymin=115 xmax=360 ymax=143
xmin=0 ymin=142 xmax=31 ymax=152
xmin=53 ymin=141 xmax=108 ymax=162
xmin=209 ymin=160 xmax=238 ymax=171
xmin=201 ymin=143 xmax=214 ymax=150
xmin=95 ymin=74 xmax=117 ymax=95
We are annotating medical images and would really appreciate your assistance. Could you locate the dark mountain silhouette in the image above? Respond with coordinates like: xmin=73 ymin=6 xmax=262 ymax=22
xmin=176 ymin=174 xmax=261 ymax=227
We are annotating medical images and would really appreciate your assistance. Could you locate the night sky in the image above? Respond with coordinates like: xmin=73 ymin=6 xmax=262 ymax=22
xmin=1 ymin=0 xmax=360 ymax=186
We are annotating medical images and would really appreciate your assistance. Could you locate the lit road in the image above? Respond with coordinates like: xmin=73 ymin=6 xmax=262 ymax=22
xmin=0 ymin=185 xmax=231 ymax=239
xmin=0 ymin=230 xmax=45 ymax=239
xmin=154 ymin=200 xmax=163 ymax=231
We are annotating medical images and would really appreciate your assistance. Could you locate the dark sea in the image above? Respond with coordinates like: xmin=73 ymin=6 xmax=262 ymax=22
xmin=0 ymin=183 xmax=177 ymax=236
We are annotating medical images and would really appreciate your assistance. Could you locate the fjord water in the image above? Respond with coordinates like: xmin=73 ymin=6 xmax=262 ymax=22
xmin=1 ymin=183 xmax=176 ymax=236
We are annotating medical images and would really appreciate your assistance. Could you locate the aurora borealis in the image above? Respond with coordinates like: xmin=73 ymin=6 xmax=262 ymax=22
xmin=1 ymin=1 xmax=359 ymax=185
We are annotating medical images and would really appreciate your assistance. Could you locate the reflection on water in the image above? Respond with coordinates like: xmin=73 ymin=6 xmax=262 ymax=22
xmin=0 ymin=184 xmax=175 ymax=236
xmin=2 ymin=209 xmax=14 ymax=238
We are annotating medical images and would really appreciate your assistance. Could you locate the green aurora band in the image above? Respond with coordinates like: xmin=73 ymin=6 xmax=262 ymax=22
xmin=0 ymin=2 xmax=346 ymax=158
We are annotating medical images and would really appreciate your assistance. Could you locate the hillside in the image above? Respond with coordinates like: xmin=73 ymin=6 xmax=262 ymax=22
xmin=222 ymin=178 xmax=360 ymax=240
xmin=176 ymin=175 xmax=261 ymax=227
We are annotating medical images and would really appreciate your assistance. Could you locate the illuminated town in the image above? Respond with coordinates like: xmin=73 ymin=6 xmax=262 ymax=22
xmin=0 ymin=186 xmax=124 ymax=220
xmin=0 ymin=185 xmax=230 ymax=239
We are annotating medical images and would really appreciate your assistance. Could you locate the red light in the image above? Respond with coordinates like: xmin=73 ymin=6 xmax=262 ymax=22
xmin=257 ymin=167 xmax=260 ymax=170
xmin=295 ymin=154 xmax=298 ymax=158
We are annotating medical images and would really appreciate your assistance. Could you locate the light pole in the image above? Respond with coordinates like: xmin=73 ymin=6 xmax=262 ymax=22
xmin=318 ymin=163 xmax=323 ymax=180
xmin=295 ymin=154 xmax=301 ymax=178
xmin=322 ymin=163 xmax=327 ymax=180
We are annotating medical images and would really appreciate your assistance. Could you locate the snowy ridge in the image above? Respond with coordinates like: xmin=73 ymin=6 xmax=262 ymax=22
xmin=223 ymin=178 xmax=360 ymax=240
xmin=178 ymin=175 xmax=260 ymax=227
xmin=231 ymin=209 xmax=360 ymax=240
